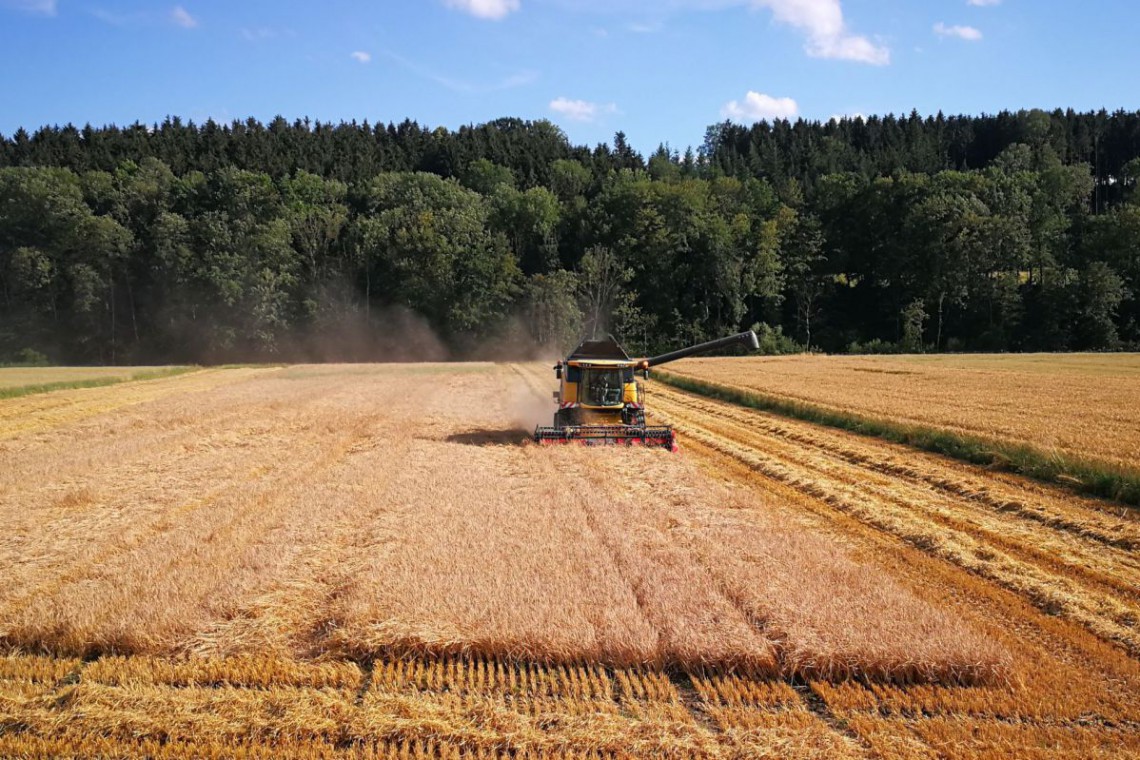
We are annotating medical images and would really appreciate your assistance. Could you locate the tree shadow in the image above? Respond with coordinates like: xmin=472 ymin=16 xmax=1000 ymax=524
xmin=445 ymin=428 xmax=531 ymax=447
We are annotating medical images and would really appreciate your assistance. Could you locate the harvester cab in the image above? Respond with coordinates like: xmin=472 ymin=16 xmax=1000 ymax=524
xmin=534 ymin=330 xmax=760 ymax=450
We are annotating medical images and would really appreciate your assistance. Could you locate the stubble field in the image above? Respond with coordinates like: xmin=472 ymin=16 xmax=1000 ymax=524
xmin=1 ymin=360 xmax=1138 ymax=758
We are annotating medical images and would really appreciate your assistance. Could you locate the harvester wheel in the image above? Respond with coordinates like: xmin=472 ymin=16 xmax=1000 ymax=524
xmin=554 ymin=408 xmax=579 ymax=429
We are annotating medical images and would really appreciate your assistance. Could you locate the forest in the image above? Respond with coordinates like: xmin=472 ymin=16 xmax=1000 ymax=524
xmin=1 ymin=108 xmax=1138 ymax=363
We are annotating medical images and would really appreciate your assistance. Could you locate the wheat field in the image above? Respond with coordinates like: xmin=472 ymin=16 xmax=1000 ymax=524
xmin=666 ymin=353 xmax=1140 ymax=469
xmin=1 ymin=360 xmax=1138 ymax=758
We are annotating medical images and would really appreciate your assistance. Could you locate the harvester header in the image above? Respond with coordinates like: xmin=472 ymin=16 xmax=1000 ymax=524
xmin=534 ymin=330 xmax=760 ymax=450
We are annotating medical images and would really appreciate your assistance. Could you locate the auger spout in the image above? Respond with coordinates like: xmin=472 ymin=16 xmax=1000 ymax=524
xmin=642 ymin=331 xmax=760 ymax=369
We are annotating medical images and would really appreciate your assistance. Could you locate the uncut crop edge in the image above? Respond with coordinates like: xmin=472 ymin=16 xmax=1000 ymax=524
xmin=656 ymin=370 xmax=1140 ymax=508
xmin=0 ymin=366 xmax=200 ymax=401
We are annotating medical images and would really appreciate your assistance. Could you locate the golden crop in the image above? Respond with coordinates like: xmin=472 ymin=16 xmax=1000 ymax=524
xmin=667 ymin=353 xmax=1140 ymax=469
xmin=1 ymin=361 xmax=1137 ymax=758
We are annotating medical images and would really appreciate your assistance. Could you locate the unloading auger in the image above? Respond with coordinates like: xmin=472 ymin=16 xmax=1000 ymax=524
xmin=534 ymin=330 xmax=760 ymax=451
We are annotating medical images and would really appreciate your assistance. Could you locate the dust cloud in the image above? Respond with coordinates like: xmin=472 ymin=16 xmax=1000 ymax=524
xmin=508 ymin=375 xmax=556 ymax=431
xmin=291 ymin=306 xmax=449 ymax=363
xmin=457 ymin=315 xmax=565 ymax=363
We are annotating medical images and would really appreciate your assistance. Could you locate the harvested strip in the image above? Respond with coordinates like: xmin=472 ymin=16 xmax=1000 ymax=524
xmin=662 ymin=391 xmax=1140 ymax=552
xmin=13 ymin=682 xmax=355 ymax=745
xmin=907 ymin=717 xmax=1139 ymax=759
xmin=351 ymin=665 xmax=719 ymax=757
xmin=649 ymin=385 xmax=1140 ymax=657
xmin=369 ymin=659 xmax=613 ymax=700
xmin=82 ymin=656 xmax=362 ymax=691
xmin=0 ymin=654 xmax=81 ymax=717
xmin=660 ymin=392 xmax=1140 ymax=586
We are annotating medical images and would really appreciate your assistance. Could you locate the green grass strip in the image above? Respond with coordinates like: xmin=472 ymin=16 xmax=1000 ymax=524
xmin=656 ymin=369 xmax=1140 ymax=508
xmin=0 ymin=366 xmax=200 ymax=401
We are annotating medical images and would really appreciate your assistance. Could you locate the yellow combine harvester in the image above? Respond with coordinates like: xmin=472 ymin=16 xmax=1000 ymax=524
xmin=534 ymin=330 xmax=760 ymax=450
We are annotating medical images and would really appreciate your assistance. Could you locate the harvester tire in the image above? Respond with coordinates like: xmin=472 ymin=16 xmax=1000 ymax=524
xmin=554 ymin=408 xmax=579 ymax=429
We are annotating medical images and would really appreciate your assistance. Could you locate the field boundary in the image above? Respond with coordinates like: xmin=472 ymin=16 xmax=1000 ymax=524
xmin=0 ymin=366 xmax=199 ymax=401
xmin=656 ymin=369 xmax=1140 ymax=507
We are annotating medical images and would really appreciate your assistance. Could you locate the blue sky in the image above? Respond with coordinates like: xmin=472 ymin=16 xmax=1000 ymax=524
xmin=2 ymin=0 xmax=1138 ymax=153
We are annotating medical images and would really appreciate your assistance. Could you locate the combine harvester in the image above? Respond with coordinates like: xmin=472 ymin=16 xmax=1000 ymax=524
xmin=534 ymin=330 xmax=760 ymax=450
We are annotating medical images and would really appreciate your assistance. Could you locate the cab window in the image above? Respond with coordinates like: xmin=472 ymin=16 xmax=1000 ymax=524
xmin=581 ymin=368 xmax=623 ymax=406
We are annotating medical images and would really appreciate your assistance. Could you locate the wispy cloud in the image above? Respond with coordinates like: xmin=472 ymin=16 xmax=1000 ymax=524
xmin=91 ymin=7 xmax=137 ymax=25
xmin=351 ymin=51 xmax=372 ymax=64
xmin=91 ymin=5 xmax=201 ymax=28
xmin=628 ymin=21 xmax=662 ymax=33
xmin=499 ymin=71 xmax=539 ymax=88
xmin=3 ymin=0 xmax=56 ymax=14
xmin=383 ymin=50 xmax=538 ymax=93
xmin=934 ymin=22 xmax=982 ymax=41
xmin=722 ymin=91 xmax=799 ymax=123
xmin=170 ymin=5 xmax=197 ymax=28
xmin=544 ymin=0 xmax=888 ymax=65
xmin=443 ymin=0 xmax=520 ymax=20
xmin=753 ymin=0 xmax=889 ymax=65
xmin=241 ymin=26 xmax=294 ymax=41
xmin=548 ymin=97 xmax=617 ymax=123
xmin=967 ymin=0 xmax=1001 ymax=6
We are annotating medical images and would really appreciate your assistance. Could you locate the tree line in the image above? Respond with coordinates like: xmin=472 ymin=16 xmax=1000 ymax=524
xmin=1 ymin=108 xmax=1138 ymax=364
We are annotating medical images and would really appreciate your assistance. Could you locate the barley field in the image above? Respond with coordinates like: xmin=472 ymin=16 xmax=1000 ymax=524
xmin=1 ymin=361 xmax=1138 ymax=758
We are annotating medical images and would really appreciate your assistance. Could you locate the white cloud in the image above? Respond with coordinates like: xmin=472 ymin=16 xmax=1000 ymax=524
xmin=549 ymin=97 xmax=617 ymax=123
xmin=722 ymin=91 xmax=799 ymax=123
xmin=829 ymin=112 xmax=865 ymax=123
xmin=443 ymin=0 xmax=520 ymax=20
xmin=466 ymin=0 xmax=887 ymax=63
xmin=4 ymin=0 xmax=56 ymax=14
xmin=241 ymin=26 xmax=294 ymax=41
xmin=351 ymin=51 xmax=372 ymax=63
xmin=752 ymin=0 xmax=889 ymax=65
xmin=934 ymin=22 xmax=982 ymax=41
xmin=170 ymin=5 xmax=197 ymax=28
xmin=967 ymin=0 xmax=1001 ymax=6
